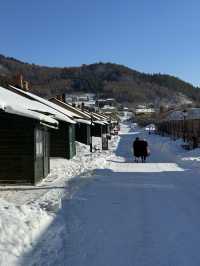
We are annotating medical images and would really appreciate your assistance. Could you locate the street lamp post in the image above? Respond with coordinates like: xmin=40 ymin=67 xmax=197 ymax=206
xmin=183 ymin=109 xmax=187 ymax=143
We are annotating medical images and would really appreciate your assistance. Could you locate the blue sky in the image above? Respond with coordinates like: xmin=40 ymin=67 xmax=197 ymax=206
xmin=1 ymin=0 xmax=200 ymax=86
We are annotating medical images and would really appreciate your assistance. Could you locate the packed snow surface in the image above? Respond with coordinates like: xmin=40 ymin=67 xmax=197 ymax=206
xmin=2 ymin=123 xmax=200 ymax=265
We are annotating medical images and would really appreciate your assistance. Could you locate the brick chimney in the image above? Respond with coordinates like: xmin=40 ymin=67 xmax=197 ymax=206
xmin=15 ymin=74 xmax=29 ymax=91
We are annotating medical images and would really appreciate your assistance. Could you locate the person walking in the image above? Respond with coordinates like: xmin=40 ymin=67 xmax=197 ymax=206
xmin=133 ymin=137 xmax=141 ymax=162
xmin=140 ymin=139 xmax=149 ymax=163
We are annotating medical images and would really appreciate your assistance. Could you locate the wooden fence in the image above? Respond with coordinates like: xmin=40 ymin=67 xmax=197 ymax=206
xmin=156 ymin=119 xmax=200 ymax=149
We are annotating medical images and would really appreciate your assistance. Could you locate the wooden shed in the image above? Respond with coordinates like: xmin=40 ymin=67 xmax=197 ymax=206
xmin=9 ymin=86 xmax=77 ymax=160
xmin=91 ymin=121 xmax=103 ymax=137
xmin=50 ymin=121 xmax=76 ymax=159
xmin=49 ymin=98 xmax=92 ymax=146
xmin=75 ymin=119 xmax=91 ymax=145
xmin=0 ymin=86 xmax=58 ymax=184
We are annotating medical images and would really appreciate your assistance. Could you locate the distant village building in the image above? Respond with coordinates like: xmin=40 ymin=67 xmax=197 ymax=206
xmin=135 ymin=107 xmax=155 ymax=116
xmin=101 ymin=105 xmax=117 ymax=113
xmin=64 ymin=93 xmax=97 ymax=111
xmin=65 ymin=93 xmax=95 ymax=103
xmin=96 ymin=98 xmax=116 ymax=108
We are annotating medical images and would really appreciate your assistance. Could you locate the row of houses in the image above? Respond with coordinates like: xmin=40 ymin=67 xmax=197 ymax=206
xmin=0 ymin=85 xmax=118 ymax=185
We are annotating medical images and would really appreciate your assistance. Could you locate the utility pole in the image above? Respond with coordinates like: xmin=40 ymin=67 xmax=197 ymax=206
xmin=90 ymin=114 xmax=93 ymax=152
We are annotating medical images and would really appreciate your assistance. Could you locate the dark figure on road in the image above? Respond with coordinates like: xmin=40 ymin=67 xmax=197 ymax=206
xmin=133 ymin=137 xmax=141 ymax=162
xmin=140 ymin=139 xmax=149 ymax=163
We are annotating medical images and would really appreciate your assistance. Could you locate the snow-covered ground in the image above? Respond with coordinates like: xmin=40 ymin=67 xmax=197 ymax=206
xmin=0 ymin=136 xmax=119 ymax=266
xmin=2 ymin=122 xmax=200 ymax=265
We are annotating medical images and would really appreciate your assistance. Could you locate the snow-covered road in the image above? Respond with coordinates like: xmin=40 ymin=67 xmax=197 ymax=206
xmin=20 ymin=124 xmax=200 ymax=266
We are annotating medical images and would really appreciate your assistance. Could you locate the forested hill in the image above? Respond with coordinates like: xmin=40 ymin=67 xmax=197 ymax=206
xmin=0 ymin=54 xmax=199 ymax=107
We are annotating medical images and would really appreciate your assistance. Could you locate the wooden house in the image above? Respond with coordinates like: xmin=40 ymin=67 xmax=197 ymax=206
xmin=49 ymin=98 xmax=92 ymax=145
xmin=0 ymin=86 xmax=58 ymax=184
xmin=50 ymin=120 xmax=76 ymax=159
xmin=88 ymin=112 xmax=108 ymax=137
xmin=9 ymin=86 xmax=77 ymax=160
xmin=92 ymin=112 xmax=111 ymax=134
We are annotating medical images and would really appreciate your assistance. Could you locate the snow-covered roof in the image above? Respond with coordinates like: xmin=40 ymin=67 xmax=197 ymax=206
xmin=0 ymin=86 xmax=58 ymax=127
xmin=0 ymin=99 xmax=6 ymax=110
xmin=92 ymin=112 xmax=108 ymax=120
xmin=92 ymin=115 xmax=107 ymax=125
xmin=75 ymin=119 xmax=92 ymax=125
xmin=50 ymin=98 xmax=91 ymax=119
xmin=8 ymin=86 xmax=75 ymax=124
xmin=101 ymin=112 xmax=116 ymax=121
xmin=78 ymin=109 xmax=111 ymax=124
xmin=93 ymin=120 xmax=106 ymax=125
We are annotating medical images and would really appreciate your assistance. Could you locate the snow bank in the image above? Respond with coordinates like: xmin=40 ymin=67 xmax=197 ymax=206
xmin=140 ymin=127 xmax=200 ymax=170
xmin=0 ymin=199 xmax=53 ymax=266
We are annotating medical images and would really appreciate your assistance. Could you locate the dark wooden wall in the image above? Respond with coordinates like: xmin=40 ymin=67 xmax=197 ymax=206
xmin=75 ymin=123 xmax=90 ymax=145
xmin=50 ymin=122 xmax=76 ymax=159
xmin=92 ymin=124 xmax=102 ymax=137
xmin=0 ymin=113 xmax=35 ymax=184
xmin=0 ymin=112 xmax=50 ymax=184
xmin=102 ymin=124 xmax=108 ymax=134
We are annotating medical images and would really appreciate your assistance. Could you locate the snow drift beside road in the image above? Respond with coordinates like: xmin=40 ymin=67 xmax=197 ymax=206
xmin=0 ymin=199 xmax=53 ymax=266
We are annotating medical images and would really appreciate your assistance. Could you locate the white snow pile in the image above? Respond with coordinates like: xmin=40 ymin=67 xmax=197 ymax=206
xmin=0 ymin=199 xmax=53 ymax=266
xmin=180 ymin=147 xmax=200 ymax=169
xmin=37 ymin=137 xmax=117 ymax=211
xmin=145 ymin=130 xmax=200 ymax=170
